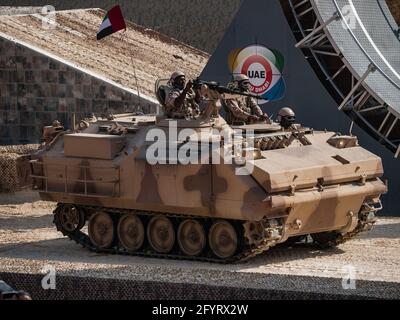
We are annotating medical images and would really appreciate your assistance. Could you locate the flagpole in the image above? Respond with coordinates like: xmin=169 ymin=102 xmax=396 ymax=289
xmin=132 ymin=61 xmax=142 ymax=113
xmin=120 ymin=30 xmax=142 ymax=114
xmin=98 ymin=6 xmax=143 ymax=115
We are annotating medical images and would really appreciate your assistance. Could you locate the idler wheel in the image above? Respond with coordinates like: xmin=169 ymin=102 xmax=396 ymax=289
xmin=177 ymin=219 xmax=206 ymax=256
xmin=147 ymin=216 xmax=175 ymax=253
xmin=209 ymin=220 xmax=238 ymax=259
xmin=117 ymin=214 xmax=144 ymax=252
xmin=88 ymin=212 xmax=115 ymax=249
xmin=57 ymin=204 xmax=85 ymax=233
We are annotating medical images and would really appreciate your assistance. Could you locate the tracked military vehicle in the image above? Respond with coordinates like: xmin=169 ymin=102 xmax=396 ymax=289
xmin=31 ymin=82 xmax=387 ymax=262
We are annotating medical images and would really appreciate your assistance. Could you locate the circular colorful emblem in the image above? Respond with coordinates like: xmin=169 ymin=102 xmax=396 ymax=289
xmin=228 ymin=45 xmax=286 ymax=104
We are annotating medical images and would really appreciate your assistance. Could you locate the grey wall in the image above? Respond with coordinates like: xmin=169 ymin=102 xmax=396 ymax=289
xmin=201 ymin=0 xmax=399 ymax=215
xmin=0 ymin=37 xmax=155 ymax=144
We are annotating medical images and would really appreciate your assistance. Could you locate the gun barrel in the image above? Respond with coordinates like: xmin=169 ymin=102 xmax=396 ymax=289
xmin=193 ymin=78 xmax=262 ymax=99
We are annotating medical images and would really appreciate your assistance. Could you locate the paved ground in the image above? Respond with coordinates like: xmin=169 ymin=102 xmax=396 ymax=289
xmin=0 ymin=191 xmax=399 ymax=299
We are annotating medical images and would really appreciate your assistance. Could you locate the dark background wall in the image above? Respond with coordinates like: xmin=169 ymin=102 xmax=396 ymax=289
xmin=0 ymin=37 xmax=151 ymax=144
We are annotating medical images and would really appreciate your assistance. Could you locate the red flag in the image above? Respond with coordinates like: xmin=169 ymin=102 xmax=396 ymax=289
xmin=97 ymin=5 xmax=126 ymax=40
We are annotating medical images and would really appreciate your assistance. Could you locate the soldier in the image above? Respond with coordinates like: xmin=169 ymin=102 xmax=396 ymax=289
xmin=277 ymin=107 xmax=296 ymax=129
xmin=165 ymin=71 xmax=201 ymax=119
xmin=224 ymin=74 xmax=269 ymax=125
xmin=42 ymin=120 xmax=64 ymax=145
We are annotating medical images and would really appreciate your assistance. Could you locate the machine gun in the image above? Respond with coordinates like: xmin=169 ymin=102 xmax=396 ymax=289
xmin=192 ymin=78 xmax=263 ymax=100
xmin=193 ymin=78 xmax=269 ymax=121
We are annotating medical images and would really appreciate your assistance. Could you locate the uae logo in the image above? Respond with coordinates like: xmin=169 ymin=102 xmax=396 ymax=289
xmin=228 ymin=45 xmax=286 ymax=104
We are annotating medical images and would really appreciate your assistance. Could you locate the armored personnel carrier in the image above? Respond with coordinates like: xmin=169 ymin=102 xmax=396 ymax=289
xmin=31 ymin=83 xmax=387 ymax=262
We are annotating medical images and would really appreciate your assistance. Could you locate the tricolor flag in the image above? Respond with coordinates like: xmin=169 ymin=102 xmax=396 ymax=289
xmin=97 ymin=5 xmax=126 ymax=40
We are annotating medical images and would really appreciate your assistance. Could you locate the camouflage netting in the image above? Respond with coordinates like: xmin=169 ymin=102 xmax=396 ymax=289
xmin=0 ymin=144 xmax=39 ymax=193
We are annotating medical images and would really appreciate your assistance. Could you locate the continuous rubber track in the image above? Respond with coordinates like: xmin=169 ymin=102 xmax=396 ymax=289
xmin=53 ymin=203 xmax=377 ymax=264
xmin=53 ymin=203 xmax=281 ymax=264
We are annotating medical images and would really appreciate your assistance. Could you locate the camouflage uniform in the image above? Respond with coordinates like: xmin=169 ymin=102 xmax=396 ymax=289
xmin=225 ymin=95 xmax=263 ymax=124
xmin=165 ymin=87 xmax=200 ymax=119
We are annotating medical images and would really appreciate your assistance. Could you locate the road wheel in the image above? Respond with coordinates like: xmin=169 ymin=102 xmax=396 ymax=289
xmin=177 ymin=219 xmax=206 ymax=256
xmin=147 ymin=216 xmax=175 ymax=253
xmin=117 ymin=214 xmax=144 ymax=253
xmin=209 ymin=220 xmax=238 ymax=259
xmin=88 ymin=212 xmax=115 ymax=249
xmin=56 ymin=204 xmax=85 ymax=233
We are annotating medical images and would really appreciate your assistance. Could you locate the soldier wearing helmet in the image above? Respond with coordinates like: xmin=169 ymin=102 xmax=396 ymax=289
xmin=277 ymin=107 xmax=296 ymax=129
xmin=224 ymin=74 xmax=269 ymax=125
xmin=164 ymin=71 xmax=201 ymax=119
xmin=42 ymin=119 xmax=64 ymax=145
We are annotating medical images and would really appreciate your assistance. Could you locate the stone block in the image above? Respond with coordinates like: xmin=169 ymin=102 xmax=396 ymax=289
xmin=0 ymin=125 xmax=9 ymax=137
xmin=82 ymin=85 xmax=93 ymax=99
xmin=106 ymin=86 xmax=123 ymax=100
xmin=92 ymin=100 xmax=108 ymax=113
xmin=4 ymin=110 xmax=18 ymax=124
xmin=60 ymin=70 xmax=76 ymax=85
xmin=65 ymin=85 xmax=74 ymax=98
xmin=33 ymin=84 xmax=49 ymax=98
xmin=19 ymin=84 xmax=35 ymax=98
xmin=19 ymin=125 xmax=28 ymax=140
xmin=44 ymin=98 xmax=59 ymax=112
xmin=96 ymin=85 xmax=107 ymax=99
xmin=15 ymin=45 xmax=28 ymax=56
xmin=9 ymin=70 xmax=25 ymax=83
xmin=7 ymin=84 xmax=17 ymax=96
xmin=20 ymin=111 xmax=36 ymax=125
xmin=32 ymin=56 xmax=48 ymax=69
xmin=58 ymin=98 xmax=67 ymax=112
xmin=0 ymin=41 xmax=16 ymax=56
xmin=49 ymin=60 xmax=59 ymax=70
xmin=75 ymin=72 xmax=91 ymax=85
xmin=49 ymin=84 xmax=58 ymax=97
xmin=0 ymin=70 xmax=8 ymax=82
xmin=25 ymin=70 xmax=41 ymax=83
xmin=17 ymin=97 xmax=34 ymax=112
xmin=108 ymin=100 xmax=124 ymax=111
xmin=35 ymin=111 xmax=56 ymax=126
xmin=31 ymin=98 xmax=44 ymax=112
xmin=0 ymin=96 xmax=16 ymax=111
xmin=71 ymin=86 xmax=83 ymax=99
xmin=76 ymin=99 xmax=91 ymax=113
xmin=8 ymin=125 xmax=19 ymax=141
xmin=27 ymin=125 xmax=41 ymax=141
xmin=91 ymin=77 xmax=102 ymax=86
xmin=15 ymin=55 xmax=32 ymax=69
xmin=64 ymin=98 xmax=76 ymax=112
xmin=41 ymin=70 xmax=58 ymax=83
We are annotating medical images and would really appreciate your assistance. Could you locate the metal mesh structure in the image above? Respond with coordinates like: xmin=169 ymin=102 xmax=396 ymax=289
xmin=0 ymin=144 xmax=38 ymax=192
xmin=1 ymin=272 xmax=399 ymax=300
xmin=286 ymin=0 xmax=400 ymax=157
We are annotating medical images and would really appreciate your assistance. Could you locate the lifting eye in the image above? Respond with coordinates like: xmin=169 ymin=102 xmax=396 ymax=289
xmin=327 ymin=135 xmax=358 ymax=149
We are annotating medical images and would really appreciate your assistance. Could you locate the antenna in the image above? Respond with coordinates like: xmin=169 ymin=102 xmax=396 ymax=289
xmin=132 ymin=57 xmax=142 ymax=113
xmin=349 ymin=120 xmax=354 ymax=136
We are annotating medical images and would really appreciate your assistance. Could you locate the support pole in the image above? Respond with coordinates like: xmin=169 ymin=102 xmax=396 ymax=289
xmin=295 ymin=12 xmax=339 ymax=48
xmin=339 ymin=64 xmax=376 ymax=110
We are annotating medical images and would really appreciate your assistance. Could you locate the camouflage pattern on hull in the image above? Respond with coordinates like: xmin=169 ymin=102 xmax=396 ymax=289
xmin=32 ymin=112 xmax=387 ymax=262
